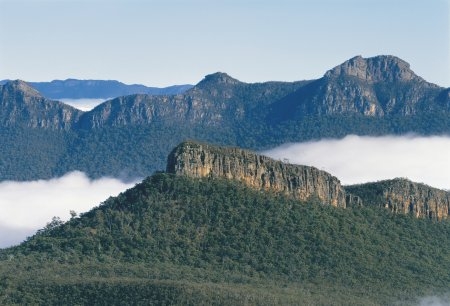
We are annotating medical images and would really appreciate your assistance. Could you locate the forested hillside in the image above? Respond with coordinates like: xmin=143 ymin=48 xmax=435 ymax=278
xmin=1 ymin=173 xmax=450 ymax=305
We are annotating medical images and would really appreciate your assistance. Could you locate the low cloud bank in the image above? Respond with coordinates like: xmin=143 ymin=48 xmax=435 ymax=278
xmin=262 ymin=135 xmax=450 ymax=190
xmin=59 ymin=98 xmax=108 ymax=111
xmin=417 ymin=295 xmax=450 ymax=306
xmin=0 ymin=171 xmax=137 ymax=248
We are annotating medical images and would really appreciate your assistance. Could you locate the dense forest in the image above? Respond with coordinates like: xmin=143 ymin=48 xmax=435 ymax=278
xmin=1 ymin=173 xmax=449 ymax=305
xmin=2 ymin=111 xmax=450 ymax=181
xmin=1 ymin=55 xmax=450 ymax=181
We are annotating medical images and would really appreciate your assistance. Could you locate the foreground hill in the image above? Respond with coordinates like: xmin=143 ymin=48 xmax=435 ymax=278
xmin=1 ymin=55 xmax=449 ymax=180
xmin=1 ymin=142 xmax=450 ymax=304
xmin=1 ymin=174 xmax=449 ymax=304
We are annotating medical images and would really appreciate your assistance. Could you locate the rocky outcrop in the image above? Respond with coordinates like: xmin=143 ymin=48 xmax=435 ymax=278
xmin=346 ymin=178 xmax=450 ymax=220
xmin=167 ymin=142 xmax=450 ymax=220
xmin=270 ymin=55 xmax=445 ymax=121
xmin=325 ymin=55 xmax=421 ymax=83
xmin=0 ymin=80 xmax=82 ymax=129
xmin=167 ymin=141 xmax=349 ymax=207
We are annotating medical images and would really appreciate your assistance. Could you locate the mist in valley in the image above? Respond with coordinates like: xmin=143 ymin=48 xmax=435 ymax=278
xmin=59 ymin=98 xmax=108 ymax=111
xmin=263 ymin=135 xmax=450 ymax=190
xmin=0 ymin=171 xmax=137 ymax=248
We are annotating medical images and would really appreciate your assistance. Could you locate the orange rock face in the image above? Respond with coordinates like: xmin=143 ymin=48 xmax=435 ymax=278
xmin=167 ymin=141 xmax=348 ymax=208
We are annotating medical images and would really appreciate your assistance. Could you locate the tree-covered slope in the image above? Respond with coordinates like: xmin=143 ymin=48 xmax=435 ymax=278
xmin=1 ymin=173 xmax=450 ymax=305
xmin=1 ymin=55 xmax=450 ymax=181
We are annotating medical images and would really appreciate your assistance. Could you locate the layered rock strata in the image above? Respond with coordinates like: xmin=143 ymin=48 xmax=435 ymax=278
xmin=346 ymin=178 xmax=450 ymax=220
xmin=167 ymin=141 xmax=348 ymax=207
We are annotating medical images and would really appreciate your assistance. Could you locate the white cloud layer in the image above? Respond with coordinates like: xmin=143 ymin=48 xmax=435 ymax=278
xmin=59 ymin=98 xmax=108 ymax=111
xmin=262 ymin=135 xmax=450 ymax=190
xmin=0 ymin=171 xmax=137 ymax=248
xmin=417 ymin=295 xmax=450 ymax=306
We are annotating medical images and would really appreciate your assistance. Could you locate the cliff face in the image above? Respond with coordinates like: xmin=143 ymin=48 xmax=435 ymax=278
xmin=0 ymin=80 xmax=82 ymax=129
xmin=270 ymin=55 xmax=445 ymax=122
xmin=167 ymin=141 xmax=348 ymax=207
xmin=346 ymin=178 xmax=450 ymax=220
xmin=167 ymin=142 xmax=450 ymax=220
xmin=324 ymin=55 xmax=421 ymax=83
xmin=382 ymin=179 xmax=450 ymax=220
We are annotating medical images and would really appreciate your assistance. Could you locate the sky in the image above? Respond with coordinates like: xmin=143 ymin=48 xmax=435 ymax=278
xmin=0 ymin=0 xmax=449 ymax=87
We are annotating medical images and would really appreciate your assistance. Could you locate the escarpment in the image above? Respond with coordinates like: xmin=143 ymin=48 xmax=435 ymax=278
xmin=166 ymin=142 xmax=450 ymax=220
xmin=346 ymin=178 xmax=450 ymax=220
xmin=167 ymin=141 xmax=349 ymax=207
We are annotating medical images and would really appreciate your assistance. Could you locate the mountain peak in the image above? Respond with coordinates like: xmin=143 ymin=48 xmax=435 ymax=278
xmin=196 ymin=72 xmax=241 ymax=87
xmin=3 ymin=80 xmax=43 ymax=98
xmin=325 ymin=55 xmax=420 ymax=83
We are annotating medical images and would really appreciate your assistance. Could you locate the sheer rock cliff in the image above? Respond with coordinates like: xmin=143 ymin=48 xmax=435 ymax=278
xmin=0 ymin=80 xmax=82 ymax=129
xmin=167 ymin=141 xmax=349 ymax=207
xmin=346 ymin=178 xmax=450 ymax=220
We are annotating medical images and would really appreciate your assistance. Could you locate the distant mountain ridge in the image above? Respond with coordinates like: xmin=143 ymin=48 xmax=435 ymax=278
xmin=1 ymin=55 xmax=450 ymax=180
xmin=0 ymin=78 xmax=193 ymax=99
xmin=2 ymin=55 xmax=449 ymax=130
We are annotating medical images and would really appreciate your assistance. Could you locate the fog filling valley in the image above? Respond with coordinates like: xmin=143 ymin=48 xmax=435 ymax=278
xmin=263 ymin=135 xmax=450 ymax=190
xmin=1 ymin=134 xmax=450 ymax=248
xmin=59 ymin=98 xmax=108 ymax=111
xmin=0 ymin=172 xmax=137 ymax=248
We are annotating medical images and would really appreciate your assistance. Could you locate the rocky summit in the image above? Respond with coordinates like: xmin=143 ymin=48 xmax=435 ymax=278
xmin=167 ymin=141 xmax=351 ymax=208
xmin=346 ymin=178 xmax=450 ymax=220
xmin=324 ymin=55 xmax=421 ymax=83
xmin=270 ymin=55 xmax=444 ymax=120
xmin=0 ymin=80 xmax=82 ymax=129
xmin=167 ymin=141 xmax=450 ymax=220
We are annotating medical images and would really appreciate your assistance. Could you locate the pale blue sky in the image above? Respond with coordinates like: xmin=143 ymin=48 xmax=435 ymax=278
xmin=0 ymin=0 xmax=448 ymax=87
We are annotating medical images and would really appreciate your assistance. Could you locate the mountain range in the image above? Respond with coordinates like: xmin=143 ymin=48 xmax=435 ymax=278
xmin=0 ymin=78 xmax=193 ymax=99
xmin=1 ymin=141 xmax=449 ymax=305
xmin=1 ymin=55 xmax=449 ymax=181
